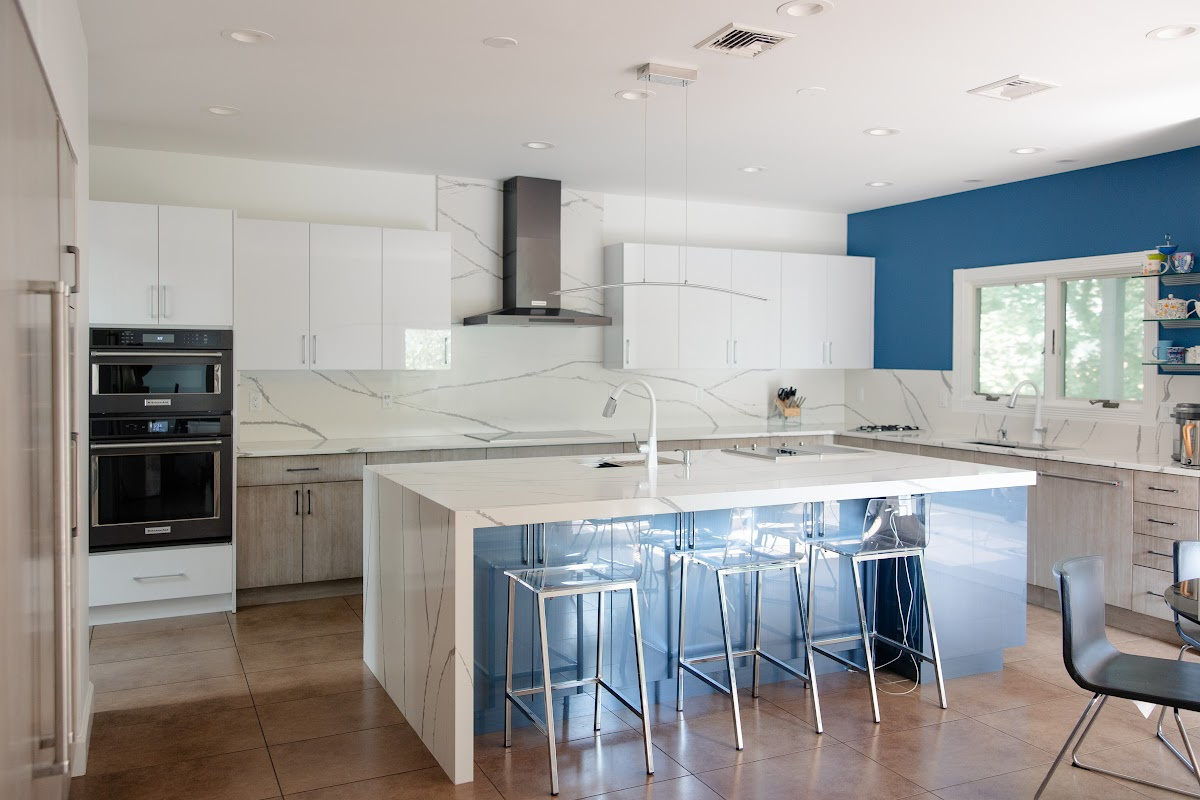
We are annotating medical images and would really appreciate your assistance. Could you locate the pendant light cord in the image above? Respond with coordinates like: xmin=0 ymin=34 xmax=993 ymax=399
xmin=642 ymin=73 xmax=648 ymax=285
xmin=683 ymin=82 xmax=689 ymax=285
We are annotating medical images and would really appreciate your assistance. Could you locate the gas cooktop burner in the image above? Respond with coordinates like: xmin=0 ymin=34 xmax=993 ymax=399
xmin=855 ymin=424 xmax=921 ymax=432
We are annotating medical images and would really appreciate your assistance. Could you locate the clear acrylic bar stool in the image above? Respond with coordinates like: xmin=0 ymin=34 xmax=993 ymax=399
xmin=676 ymin=505 xmax=824 ymax=750
xmin=807 ymin=496 xmax=947 ymax=723
xmin=503 ymin=518 xmax=654 ymax=796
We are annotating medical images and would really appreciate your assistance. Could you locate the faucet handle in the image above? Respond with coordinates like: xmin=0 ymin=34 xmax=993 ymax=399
xmin=633 ymin=432 xmax=648 ymax=454
xmin=674 ymin=448 xmax=692 ymax=465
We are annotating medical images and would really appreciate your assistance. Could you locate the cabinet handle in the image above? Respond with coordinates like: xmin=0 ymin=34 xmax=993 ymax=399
xmin=148 ymin=284 xmax=157 ymax=319
xmin=285 ymin=467 xmax=321 ymax=472
xmin=65 ymin=245 xmax=80 ymax=294
xmin=301 ymin=335 xmax=306 ymax=365
xmin=1147 ymin=590 xmax=1166 ymax=598
xmin=133 ymin=573 xmax=186 ymax=582
xmin=312 ymin=335 xmax=318 ymax=365
xmin=520 ymin=525 xmax=529 ymax=565
xmin=625 ymin=339 xmax=630 ymax=365
xmin=1149 ymin=486 xmax=1180 ymax=493
xmin=1147 ymin=518 xmax=1179 ymax=526
xmin=1037 ymin=471 xmax=1121 ymax=487
xmin=828 ymin=341 xmax=833 ymax=365
xmin=160 ymin=285 xmax=170 ymax=319
xmin=1147 ymin=550 xmax=1174 ymax=558
xmin=294 ymin=489 xmax=300 ymax=515
xmin=726 ymin=340 xmax=730 ymax=365
xmin=443 ymin=336 xmax=450 ymax=365
xmin=307 ymin=489 xmax=313 ymax=515
xmin=733 ymin=339 xmax=738 ymax=365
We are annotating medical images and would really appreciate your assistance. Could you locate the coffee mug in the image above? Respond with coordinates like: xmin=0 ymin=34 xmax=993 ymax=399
xmin=1168 ymin=346 xmax=1188 ymax=364
xmin=1153 ymin=340 xmax=1175 ymax=361
xmin=1144 ymin=253 xmax=1170 ymax=275
xmin=1175 ymin=252 xmax=1196 ymax=274
xmin=1187 ymin=346 xmax=1200 ymax=365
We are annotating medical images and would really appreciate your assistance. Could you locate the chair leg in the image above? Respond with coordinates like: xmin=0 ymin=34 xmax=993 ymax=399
xmin=676 ymin=556 xmax=688 ymax=713
xmin=1175 ymin=709 xmax=1200 ymax=790
xmin=536 ymin=594 xmax=559 ymax=796
xmin=715 ymin=570 xmax=745 ymax=750
xmin=594 ymin=590 xmax=604 ymax=732
xmin=629 ymin=586 xmax=655 ymax=776
xmin=1157 ymin=644 xmax=1197 ymax=772
xmin=752 ymin=570 xmax=764 ymax=698
xmin=850 ymin=557 xmax=881 ymax=724
xmin=915 ymin=552 xmax=947 ymax=709
xmin=505 ymin=576 xmax=516 ymax=748
xmin=1034 ymin=693 xmax=1104 ymax=800
xmin=794 ymin=564 xmax=823 ymax=734
xmin=806 ymin=545 xmax=818 ymax=666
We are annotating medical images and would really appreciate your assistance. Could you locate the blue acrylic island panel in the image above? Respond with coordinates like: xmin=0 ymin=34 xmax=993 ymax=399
xmin=473 ymin=487 xmax=1028 ymax=735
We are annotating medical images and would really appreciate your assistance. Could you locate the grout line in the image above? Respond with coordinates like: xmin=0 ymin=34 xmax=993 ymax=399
xmin=90 ymin=640 xmax=239 ymax=666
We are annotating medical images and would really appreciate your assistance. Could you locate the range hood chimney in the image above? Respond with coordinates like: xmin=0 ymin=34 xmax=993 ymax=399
xmin=463 ymin=176 xmax=611 ymax=326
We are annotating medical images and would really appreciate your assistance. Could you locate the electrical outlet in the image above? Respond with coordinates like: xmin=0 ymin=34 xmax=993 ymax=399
xmin=382 ymin=393 xmax=394 ymax=409
xmin=250 ymin=392 xmax=262 ymax=412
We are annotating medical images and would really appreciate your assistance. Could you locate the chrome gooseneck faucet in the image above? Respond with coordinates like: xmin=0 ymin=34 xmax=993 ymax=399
xmin=603 ymin=379 xmax=658 ymax=471
xmin=1008 ymin=380 xmax=1047 ymax=446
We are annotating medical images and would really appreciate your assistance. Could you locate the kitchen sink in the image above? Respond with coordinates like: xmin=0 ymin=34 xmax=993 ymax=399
xmin=963 ymin=439 xmax=1075 ymax=452
xmin=586 ymin=456 xmax=681 ymax=468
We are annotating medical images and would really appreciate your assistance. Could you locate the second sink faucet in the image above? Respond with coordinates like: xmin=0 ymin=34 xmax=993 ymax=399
xmin=602 ymin=379 xmax=658 ymax=471
xmin=1007 ymin=380 xmax=1047 ymax=446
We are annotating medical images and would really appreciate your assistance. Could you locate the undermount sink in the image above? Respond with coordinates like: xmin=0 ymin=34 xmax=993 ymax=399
xmin=586 ymin=456 xmax=681 ymax=468
xmin=963 ymin=439 xmax=1074 ymax=452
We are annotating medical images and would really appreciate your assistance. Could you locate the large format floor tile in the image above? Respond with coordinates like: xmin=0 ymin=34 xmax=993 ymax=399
xmin=973 ymin=694 xmax=1160 ymax=755
xmin=91 ymin=611 xmax=230 ymax=640
xmin=90 ymin=647 xmax=243 ymax=693
xmin=238 ymin=631 xmax=363 ymax=673
xmin=916 ymin=667 xmax=1076 ymax=716
xmin=93 ymin=674 xmax=253 ymax=728
xmin=268 ymin=723 xmax=439 ymax=795
xmin=773 ymin=684 xmax=962 ymax=743
xmin=256 ymin=687 xmax=405 ymax=744
xmin=87 ymin=706 xmax=265 ymax=775
xmin=69 ymin=747 xmax=279 ymax=800
xmin=228 ymin=597 xmax=362 ymax=646
xmin=648 ymin=700 xmax=827 ymax=773
xmin=933 ymin=762 xmax=1155 ymax=800
xmin=246 ymin=659 xmax=380 ymax=705
xmin=89 ymin=623 xmax=235 ymax=664
xmin=284 ymin=764 xmax=502 ymax=800
xmin=585 ymin=775 xmax=725 ymax=800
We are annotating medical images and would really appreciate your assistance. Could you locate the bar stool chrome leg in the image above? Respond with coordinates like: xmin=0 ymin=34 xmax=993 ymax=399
xmin=629 ymin=585 xmax=655 ymax=775
xmin=850 ymin=558 xmax=882 ymax=723
xmin=793 ymin=564 xmax=823 ymax=733
xmin=594 ymin=590 xmax=604 ymax=731
xmin=715 ymin=570 xmax=745 ymax=750
xmin=536 ymin=594 xmax=559 ymax=795
xmin=676 ymin=555 xmax=689 ymax=713
xmin=752 ymin=570 xmax=764 ymax=698
xmin=916 ymin=552 xmax=947 ymax=709
xmin=505 ymin=575 xmax=516 ymax=748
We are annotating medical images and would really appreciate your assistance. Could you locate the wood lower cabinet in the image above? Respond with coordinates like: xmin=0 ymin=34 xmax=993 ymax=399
xmin=302 ymin=482 xmax=363 ymax=583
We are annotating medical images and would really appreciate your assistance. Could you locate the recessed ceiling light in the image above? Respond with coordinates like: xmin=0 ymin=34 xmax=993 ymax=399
xmin=483 ymin=36 xmax=519 ymax=48
xmin=963 ymin=179 xmax=984 ymax=184
xmin=523 ymin=141 xmax=554 ymax=150
xmin=1056 ymin=158 xmax=1079 ymax=164
xmin=740 ymin=166 xmax=766 ymax=173
xmin=777 ymin=0 xmax=833 ymax=17
xmin=866 ymin=181 xmax=893 ymax=188
xmin=206 ymin=105 xmax=240 ymax=116
xmin=863 ymin=127 xmax=900 ymax=137
xmin=1146 ymin=24 xmax=1198 ymax=41
xmin=615 ymin=89 xmax=655 ymax=101
xmin=221 ymin=28 xmax=273 ymax=44
xmin=1010 ymin=146 xmax=1045 ymax=155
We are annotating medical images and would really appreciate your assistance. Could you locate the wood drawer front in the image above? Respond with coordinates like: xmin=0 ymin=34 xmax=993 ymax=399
xmin=486 ymin=443 xmax=617 ymax=460
xmin=90 ymin=544 xmax=233 ymax=607
xmin=1134 ymin=472 xmax=1200 ymax=510
xmin=918 ymin=445 xmax=974 ymax=462
xmin=1132 ymin=565 xmax=1175 ymax=621
xmin=365 ymin=448 xmax=487 ymax=465
xmin=238 ymin=453 xmax=367 ymax=486
xmin=1133 ymin=534 xmax=1178 ymax=571
xmin=1133 ymin=502 xmax=1198 ymax=540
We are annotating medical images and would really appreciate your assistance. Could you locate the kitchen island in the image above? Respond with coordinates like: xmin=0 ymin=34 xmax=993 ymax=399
xmin=363 ymin=446 xmax=1036 ymax=783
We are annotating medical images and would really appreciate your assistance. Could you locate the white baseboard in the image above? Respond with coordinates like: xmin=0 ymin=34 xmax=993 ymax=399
xmin=88 ymin=593 xmax=234 ymax=626
xmin=72 ymin=680 xmax=94 ymax=776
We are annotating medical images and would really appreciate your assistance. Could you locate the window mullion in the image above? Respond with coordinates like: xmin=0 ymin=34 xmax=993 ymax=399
xmin=1045 ymin=277 xmax=1062 ymax=404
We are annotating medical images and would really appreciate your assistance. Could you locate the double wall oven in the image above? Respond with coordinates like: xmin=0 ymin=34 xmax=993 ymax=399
xmin=89 ymin=328 xmax=234 ymax=551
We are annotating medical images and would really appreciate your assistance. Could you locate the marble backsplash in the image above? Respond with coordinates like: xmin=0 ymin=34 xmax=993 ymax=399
xmin=844 ymin=369 xmax=1200 ymax=458
xmin=238 ymin=176 xmax=848 ymax=441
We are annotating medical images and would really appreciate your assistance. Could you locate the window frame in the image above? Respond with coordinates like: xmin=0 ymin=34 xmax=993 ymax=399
xmin=952 ymin=251 xmax=1154 ymax=424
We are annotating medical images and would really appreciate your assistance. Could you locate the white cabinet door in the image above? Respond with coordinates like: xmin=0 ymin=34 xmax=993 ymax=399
xmin=158 ymin=205 xmax=234 ymax=327
xmin=309 ymin=224 xmax=382 ymax=370
xmin=678 ymin=247 xmax=732 ymax=369
xmin=620 ymin=244 xmax=679 ymax=369
xmin=90 ymin=200 xmax=159 ymax=325
xmin=381 ymin=229 xmax=451 ymax=370
xmin=780 ymin=253 xmax=828 ymax=369
xmin=825 ymin=255 xmax=874 ymax=368
xmin=731 ymin=250 xmax=781 ymax=369
xmin=234 ymin=219 xmax=311 ymax=371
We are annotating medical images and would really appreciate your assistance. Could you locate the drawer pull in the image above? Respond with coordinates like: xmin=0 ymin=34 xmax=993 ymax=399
xmin=295 ymin=489 xmax=300 ymax=516
xmin=1147 ymin=518 xmax=1179 ymax=526
xmin=1147 ymin=550 xmax=1174 ymax=558
xmin=286 ymin=467 xmax=321 ymax=472
xmin=1146 ymin=590 xmax=1166 ymax=598
xmin=1149 ymin=486 xmax=1180 ymax=493
xmin=133 ymin=573 xmax=186 ymax=582
xmin=1038 ymin=472 xmax=1121 ymax=487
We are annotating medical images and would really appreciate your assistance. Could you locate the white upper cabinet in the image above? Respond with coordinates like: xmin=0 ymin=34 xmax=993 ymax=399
xmin=678 ymin=247 xmax=732 ymax=369
xmin=604 ymin=243 xmax=680 ymax=369
xmin=825 ymin=255 xmax=874 ymax=368
xmin=234 ymin=219 xmax=310 ymax=371
xmin=731 ymin=250 xmax=781 ymax=369
xmin=381 ymin=229 xmax=451 ymax=370
xmin=780 ymin=253 xmax=828 ymax=369
xmin=309 ymin=224 xmax=383 ymax=371
xmin=90 ymin=201 xmax=159 ymax=326
xmin=158 ymin=205 xmax=234 ymax=327
xmin=90 ymin=201 xmax=233 ymax=328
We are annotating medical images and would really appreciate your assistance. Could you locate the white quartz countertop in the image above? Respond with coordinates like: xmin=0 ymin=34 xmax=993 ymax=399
xmin=842 ymin=429 xmax=1200 ymax=477
xmin=367 ymin=447 xmax=1036 ymax=526
xmin=237 ymin=424 xmax=836 ymax=458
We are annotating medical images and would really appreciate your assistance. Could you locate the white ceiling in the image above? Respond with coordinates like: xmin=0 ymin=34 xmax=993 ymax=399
xmin=82 ymin=0 xmax=1200 ymax=213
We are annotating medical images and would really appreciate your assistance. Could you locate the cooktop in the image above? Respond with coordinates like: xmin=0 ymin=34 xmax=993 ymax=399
xmin=855 ymin=424 xmax=921 ymax=433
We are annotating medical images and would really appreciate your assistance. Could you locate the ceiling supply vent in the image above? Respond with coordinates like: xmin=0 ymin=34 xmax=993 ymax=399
xmin=695 ymin=24 xmax=795 ymax=58
xmin=967 ymin=74 xmax=1059 ymax=101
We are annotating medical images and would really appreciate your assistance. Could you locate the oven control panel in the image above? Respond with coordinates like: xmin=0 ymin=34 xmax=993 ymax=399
xmin=90 ymin=415 xmax=233 ymax=439
xmin=91 ymin=327 xmax=233 ymax=349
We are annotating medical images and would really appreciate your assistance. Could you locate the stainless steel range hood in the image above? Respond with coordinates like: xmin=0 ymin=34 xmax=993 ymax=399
xmin=463 ymin=176 xmax=611 ymax=326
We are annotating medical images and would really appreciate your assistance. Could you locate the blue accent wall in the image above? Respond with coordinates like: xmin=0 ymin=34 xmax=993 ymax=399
xmin=848 ymin=146 xmax=1200 ymax=371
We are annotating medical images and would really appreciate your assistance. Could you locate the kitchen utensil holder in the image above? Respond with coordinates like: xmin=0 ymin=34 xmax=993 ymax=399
xmin=772 ymin=396 xmax=803 ymax=422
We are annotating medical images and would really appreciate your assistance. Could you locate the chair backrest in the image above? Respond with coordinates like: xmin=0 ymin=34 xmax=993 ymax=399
xmin=1053 ymin=555 xmax=1115 ymax=689
xmin=863 ymin=496 xmax=930 ymax=549
xmin=543 ymin=517 xmax=645 ymax=582
xmin=1175 ymin=540 xmax=1200 ymax=584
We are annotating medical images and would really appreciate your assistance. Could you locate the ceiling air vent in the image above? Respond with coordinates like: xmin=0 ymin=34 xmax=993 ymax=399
xmin=695 ymin=24 xmax=795 ymax=58
xmin=967 ymin=74 xmax=1059 ymax=102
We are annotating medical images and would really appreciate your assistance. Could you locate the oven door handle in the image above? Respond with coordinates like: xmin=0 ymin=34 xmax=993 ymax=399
xmin=91 ymin=439 xmax=225 ymax=451
xmin=89 ymin=351 xmax=227 ymax=358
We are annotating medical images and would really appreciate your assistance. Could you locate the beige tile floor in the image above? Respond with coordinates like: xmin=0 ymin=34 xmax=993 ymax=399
xmin=68 ymin=596 xmax=1200 ymax=799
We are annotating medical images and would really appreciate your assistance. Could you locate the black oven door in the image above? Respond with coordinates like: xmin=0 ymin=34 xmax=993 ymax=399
xmin=90 ymin=350 xmax=231 ymax=415
xmin=89 ymin=434 xmax=233 ymax=551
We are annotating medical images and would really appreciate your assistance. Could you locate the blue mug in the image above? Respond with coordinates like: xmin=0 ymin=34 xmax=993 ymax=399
xmin=1153 ymin=340 xmax=1175 ymax=361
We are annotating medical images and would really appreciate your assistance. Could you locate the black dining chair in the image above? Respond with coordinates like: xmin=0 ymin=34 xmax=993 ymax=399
xmin=1157 ymin=540 xmax=1200 ymax=768
xmin=1035 ymin=555 xmax=1200 ymax=799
